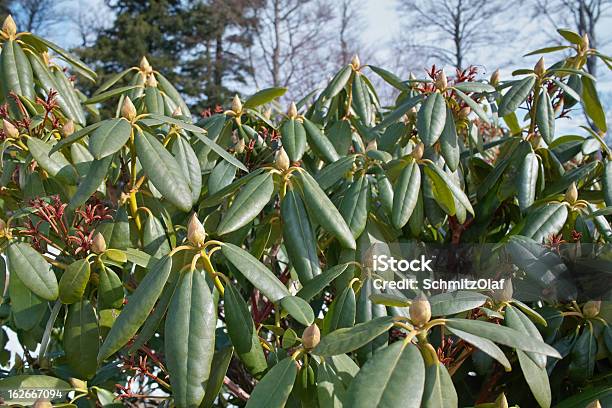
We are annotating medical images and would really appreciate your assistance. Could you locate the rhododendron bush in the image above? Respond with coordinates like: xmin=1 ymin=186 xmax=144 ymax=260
xmin=0 ymin=14 xmax=610 ymax=408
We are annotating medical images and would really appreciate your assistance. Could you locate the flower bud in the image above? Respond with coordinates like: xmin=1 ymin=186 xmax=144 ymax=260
xmin=2 ymin=15 xmax=17 ymax=37
xmin=534 ymin=57 xmax=545 ymax=76
xmin=490 ymin=69 xmax=500 ymax=87
xmin=234 ymin=137 xmax=246 ymax=154
xmin=263 ymin=107 xmax=272 ymax=120
xmin=3 ymin=119 xmax=18 ymax=139
xmin=274 ymin=148 xmax=290 ymax=171
xmin=187 ymin=213 xmax=206 ymax=247
xmin=91 ymin=232 xmax=107 ymax=254
xmin=458 ymin=106 xmax=471 ymax=119
xmin=586 ymin=400 xmax=601 ymax=408
xmin=32 ymin=399 xmax=52 ymax=408
xmin=412 ymin=143 xmax=424 ymax=160
xmin=231 ymin=95 xmax=242 ymax=114
xmin=62 ymin=120 xmax=75 ymax=137
xmin=493 ymin=278 xmax=513 ymax=302
xmin=121 ymin=96 xmax=137 ymax=121
xmin=146 ymin=74 xmax=158 ymax=87
xmin=302 ymin=324 xmax=320 ymax=349
xmin=409 ymin=293 xmax=431 ymax=326
xmin=351 ymin=54 xmax=360 ymax=69
xmin=287 ymin=102 xmax=298 ymax=118
xmin=409 ymin=72 xmax=417 ymax=81
xmin=140 ymin=56 xmax=153 ymax=74
xmin=583 ymin=300 xmax=601 ymax=318
xmin=495 ymin=393 xmax=509 ymax=408
xmin=581 ymin=33 xmax=590 ymax=51
xmin=68 ymin=377 xmax=87 ymax=391
xmin=565 ymin=182 xmax=578 ymax=204
xmin=435 ymin=70 xmax=447 ymax=91
xmin=172 ymin=106 xmax=182 ymax=117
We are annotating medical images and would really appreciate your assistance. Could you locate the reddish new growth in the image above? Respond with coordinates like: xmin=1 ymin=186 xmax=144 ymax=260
xmin=200 ymin=104 xmax=224 ymax=118
xmin=20 ymin=195 xmax=113 ymax=257
xmin=116 ymin=346 xmax=169 ymax=401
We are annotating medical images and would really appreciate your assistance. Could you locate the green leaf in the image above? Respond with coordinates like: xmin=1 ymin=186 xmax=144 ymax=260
xmin=429 ymin=291 xmax=488 ymax=316
xmin=68 ymin=153 xmax=112 ymax=210
xmin=453 ymin=88 xmax=490 ymax=124
xmin=0 ymin=375 xmax=71 ymax=405
xmin=422 ymin=362 xmax=458 ymax=408
xmin=142 ymin=214 xmax=170 ymax=258
xmin=536 ymin=91 xmax=555 ymax=143
xmin=352 ymin=73 xmax=373 ymax=125
xmin=505 ymin=305 xmax=547 ymax=368
xmin=85 ymin=85 xmax=141 ymax=104
xmin=7 ymin=242 xmax=58 ymax=301
xmin=8 ymin=271 xmax=46 ymax=331
xmin=569 ymin=328 xmax=597 ymax=380
xmin=374 ymin=95 xmax=422 ymax=131
xmin=445 ymin=327 xmax=511 ymax=371
xmin=557 ymin=28 xmax=583 ymax=44
xmin=135 ymin=130 xmax=192 ymax=212
xmin=425 ymin=162 xmax=474 ymax=215
xmin=303 ymin=118 xmax=340 ymax=163
xmin=524 ymin=45 xmax=570 ymax=56
xmin=49 ymin=122 xmax=104 ymax=155
xmin=521 ymin=203 xmax=568 ymax=242
xmin=313 ymin=316 xmax=394 ymax=356
xmin=27 ymin=138 xmax=77 ymax=184
xmin=498 ymin=76 xmax=536 ymax=117
xmin=555 ymin=386 xmax=611 ymax=408
xmin=217 ymin=172 xmax=274 ymax=235
xmin=165 ymin=270 xmax=216 ymax=408
xmin=324 ymin=65 xmax=352 ymax=98
xmin=417 ymin=92 xmax=446 ymax=146
xmin=315 ymin=155 xmax=357 ymax=189
xmin=281 ymin=295 xmax=315 ymax=326
xmin=324 ymin=286 xmax=356 ymax=334
xmin=155 ymin=73 xmax=191 ymax=117
xmin=281 ymin=118 xmax=307 ymax=162
xmin=208 ymin=159 xmax=237 ymax=196
xmin=346 ymin=341 xmax=425 ymax=408
xmin=339 ymin=175 xmax=369 ymax=238
xmin=97 ymin=264 xmax=124 ymax=309
xmin=282 ymin=187 xmax=321 ymax=282
xmin=172 ymin=136 xmax=202 ymax=204
xmin=98 ymin=256 xmax=173 ymax=362
xmin=1 ymin=40 xmax=34 ymax=102
xmin=518 ymin=151 xmax=539 ymax=211
xmin=581 ymin=76 xmax=607 ymax=132
xmin=317 ymin=361 xmax=349 ymax=407
xmin=542 ymin=161 xmax=598 ymax=196
xmin=551 ymin=78 xmax=581 ymax=102
xmin=392 ymin=159 xmax=421 ymax=229
xmin=59 ymin=259 xmax=90 ymax=304
xmin=243 ymin=87 xmax=287 ymax=108
xmin=517 ymin=349 xmax=551 ymax=408
xmin=368 ymin=65 xmax=409 ymax=91
xmin=221 ymin=243 xmax=290 ymax=302
xmin=245 ymin=358 xmax=297 ymax=408
xmin=297 ymin=263 xmax=350 ymax=301
xmin=604 ymin=161 xmax=612 ymax=207
xmin=201 ymin=347 xmax=234 ymax=408
xmin=445 ymin=319 xmax=562 ymax=358
xmin=64 ymin=299 xmax=99 ymax=379
xmin=89 ymin=118 xmax=132 ymax=160
xmin=440 ymin=107 xmax=460 ymax=171
xmin=224 ymin=284 xmax=267 ymax=377
xmin=295 ymin=170 xmax=356 ymax=249
xmin=452 ymin=82 xmax=495 ymax=93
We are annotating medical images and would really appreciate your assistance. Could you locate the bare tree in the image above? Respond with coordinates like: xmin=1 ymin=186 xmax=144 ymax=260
xmin=532 ymin=0 xmax=612 ymax=76
xmin=397 ymin=0 xmax=517 ymax=70
xmin=246 ymin=0 xmax=335 ymax=98
xmin=9 ymin=0 xmax=65 ymax=34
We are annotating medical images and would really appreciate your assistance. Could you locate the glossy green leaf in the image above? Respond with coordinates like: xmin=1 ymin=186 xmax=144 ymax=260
xmin=282 ymin=187 xmax=321 ymax=282
xmin=7 ymin=242 xmax=58 ymax=301
xmin=505 ymin=305 xmax=547 ymax=368
xmin=0 ymin=375 xmax=71 ymax=405
xmin=569 ymin=328 xmax=597 ymax=380
xmin=425 ymin=162 xmax=474 ymax=215
xmin=172 ymin=136 xmax=202 ymax=204
xmin=295 ymin=170 xmax=356 ymax=249
xmin=135 ymin=130 xmax=192 ymax=212
xmin=88 ymin=118 xmax=132 ymax=160
xmin=429 ymin=291 xmax=488 ymax=316
xmin=165 ymin=270 xmax=216 ymax=408
xmin=221 ymin=242 xmax=289 ymax=302
xmin=313 ymin=316 xmax=394 ymax=356
xmin=346 ymin=341 xmax=425 ymax=408
xmin=315 ymin=155 xmax=356 ymax=189
xmin=243 ymin=87 xmax=287 ymax=108
xmin=339 ymin=175 xmax=369 ymax=238
xmin=282 ymin=118 xmax=307 ymax=162
xmin=208 ymin=159 xmax=237 ymax=196
xmin=352 ymin=73 xmax=373 ymax=125
xmin=581 ymin=76 xmax=607 ymax=132
xmin=200 ymin=347 xmax=234 ymax=408
xmin=452 ymin=82 xmax=495 ymax=93
xmin=98 ymin=256 xmax=173 ymax=361
xmin=142 ymin=214 xmax=170 ymax=258
xmin=498 ymin=76 xmax=536 ymax=117
xmin=64 ymin=299 xmax=99 ymax=379
xmin=422 ymin=362 xmax=457 ymax=408
xmin=8 ymin=271 xmax=46 ymax=331
xmin=417 ymin=92 xmax=446 ymax=146
xmin=97 ymin=264 xmax=124 ymax=310
xmin=521 ymin=203 xmax=568 ymax=242
xmin=280 ymin=295 xmax=315 ymax=326
xmin=518 ymin=151 xmax=539 ymax=211
xmin=445 ymin=319 xmax=561 ymax=357
xmin=59 ymin=259 xmax=90 ymax=304
xmin=453 ymin=88 xmax=490 ymax=124
xmin=217 ymin=172 xmax=274 ymax=235
xmin=440 ymin=107 xmax=460 ymax=171
xmin=27 ymin=138 xmax=77 ymax=184
xmin=224 ymin=284 xmax=267 ymax=377
xmin=445 ymin=327 xmax=511 ymax=371
xmin=392 ymin=159 xmax=421 ymax=229
xmin=155 ymin=73 xmax=191 ymax=116
xmin=245 ymin=358 xmax=297 ymax=408
xmin=324 ymin=286 xmax=356 ymax=334
xmin=536 ymin=91 xmax=555 ymax=143
xmin=1 ymin=40 xmax=34 ymax=101
xmin=324 ymin=65 xmax=352 ymax=98
xmin=604 ymin=160 xmax=612 ymax=207
xmin=297 ymin=263 xmax=350 ymax=301
xmin=303 ymin=118 xmax=340 ymax=163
